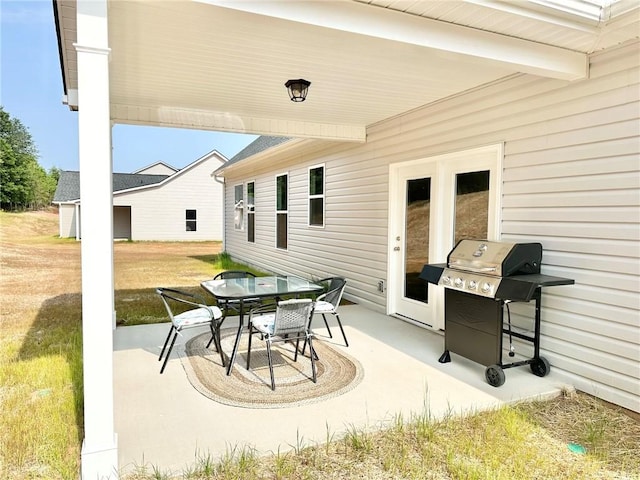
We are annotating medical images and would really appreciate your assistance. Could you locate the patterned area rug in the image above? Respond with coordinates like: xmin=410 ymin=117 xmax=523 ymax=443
xmin=181 ymin=328 xmax=364 ymax=408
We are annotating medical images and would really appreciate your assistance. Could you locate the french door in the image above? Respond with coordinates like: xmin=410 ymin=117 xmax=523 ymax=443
xmin=388 ymin=144 xmax=502 ymax=330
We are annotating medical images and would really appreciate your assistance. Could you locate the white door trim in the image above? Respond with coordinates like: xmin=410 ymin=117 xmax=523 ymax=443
xmin=387 ymin=143 xmax=504 ymax=329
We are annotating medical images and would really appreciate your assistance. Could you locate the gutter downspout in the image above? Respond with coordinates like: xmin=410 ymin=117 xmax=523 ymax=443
xmin=213 ymin=174 xmax=226 ymax=252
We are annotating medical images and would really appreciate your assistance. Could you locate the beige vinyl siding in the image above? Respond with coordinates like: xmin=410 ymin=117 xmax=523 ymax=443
xmin=224 ymin=41 xmax=639 ymax=411
xmin=224 ymin=151 xmax=391 ymax=311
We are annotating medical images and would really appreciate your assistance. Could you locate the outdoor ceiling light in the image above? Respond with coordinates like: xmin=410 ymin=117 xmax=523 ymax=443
xmin=285 ymin=79 xmax=311 ymax=102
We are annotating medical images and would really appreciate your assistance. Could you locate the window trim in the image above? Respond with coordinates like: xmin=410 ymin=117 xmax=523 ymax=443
xmin=308 ymin=163 xmax=325 ymax=228
xmin=275 ymin=173 xmax=288 ymax=250
xmin=234 ymin=183 xmax=244 ymax=231
xmin=247 ymin=180 xmax=255 ymax=243
xmin=185 ymin=209 xmax=197 ymax=232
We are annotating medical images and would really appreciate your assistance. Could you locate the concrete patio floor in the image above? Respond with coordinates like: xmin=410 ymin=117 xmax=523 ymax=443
xmin=113 ymin=303 xmax=569 ymax=476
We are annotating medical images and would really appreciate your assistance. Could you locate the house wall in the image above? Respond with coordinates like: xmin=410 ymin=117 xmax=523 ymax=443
xmin=58 ymin=203 xmax=77 ymax=238
xmin=134 ymin=163 xmax=177 ymax=175
xmin=114 ymin=154 xmax=225 ymax=241
xmin=222 ymin=41 xmax=639 ymax=412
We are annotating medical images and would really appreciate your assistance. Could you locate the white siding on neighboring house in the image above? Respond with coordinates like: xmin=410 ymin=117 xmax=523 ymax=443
xmin=58 ymin=203 xmax=78 ymax=238
xmin=133 ymin=162 xmax=177 ymax=175
xmin=115 ymin=154 xmax=225 ymax=241
xmin=222 ymin=41 xmax=639 ymax=412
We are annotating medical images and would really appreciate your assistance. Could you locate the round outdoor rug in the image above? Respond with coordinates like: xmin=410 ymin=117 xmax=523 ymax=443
xmin=180 ymin=329 xmax=364 ymax=408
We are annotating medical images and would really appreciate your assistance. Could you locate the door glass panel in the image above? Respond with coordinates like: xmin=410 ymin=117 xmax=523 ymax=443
xmin=405 ymin=178 xmax=430 ymax=303
xmin=454 ymin=170 xmax=490 ymax=245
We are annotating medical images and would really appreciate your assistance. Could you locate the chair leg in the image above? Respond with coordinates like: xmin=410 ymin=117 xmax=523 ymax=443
xmin=246 ymin=324 xmax=253 ymax=369
xmin=334 ymin=313 xmax=349 ymax=347
xmin=160 ymin=331 xmax=178 ymax=374
xmin=206 ymin=323 xmax=217 ymax=350
xmin=294 ymin=337 xmax=301 ymax=362
xmin=215 ymin=324 xmax=226 ymax=368
xmin=321 ymin=313 xmax=333 ymax=338
xmin=207 ymin=316 xmax=227 ymax=349
xmin=301 ymin=337 xmax=319 ymax=360
xmin=266 ymin=338 xmax=275 ymax=390
xmin=159 ymin=325 xmax=175 ymax=362
xmin=308 ymin=335 xmax=317 ymax=383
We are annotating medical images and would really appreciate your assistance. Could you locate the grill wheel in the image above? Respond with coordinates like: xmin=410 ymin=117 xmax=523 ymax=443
xmin=485 ymin=364 xmax=506 ymax=387
xmin=530 ymin=356 xmax=551 ymax=377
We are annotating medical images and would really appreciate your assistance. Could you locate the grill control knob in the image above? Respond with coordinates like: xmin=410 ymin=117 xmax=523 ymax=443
xmin=468 ymin=280 xmax=477 ymax=290
xmin=454 ymin=277 xmax=464 ymax=288
xmin=481 ymin=282 xmax=492 ymax=294
xmin=442 ymin=275 xmax=451 ymax=285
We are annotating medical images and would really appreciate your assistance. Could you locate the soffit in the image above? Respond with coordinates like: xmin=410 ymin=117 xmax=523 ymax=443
xmin=54 ymin=0 xmax=639 ymax=140
xmin=357 ymin=0 xmax=640 ymax=52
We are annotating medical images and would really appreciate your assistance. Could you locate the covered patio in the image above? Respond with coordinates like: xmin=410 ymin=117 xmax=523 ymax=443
xmin=53 ymin=1 xmax=639 ymax=478
xmin=114 ymin=303 xmax=568 ymax=475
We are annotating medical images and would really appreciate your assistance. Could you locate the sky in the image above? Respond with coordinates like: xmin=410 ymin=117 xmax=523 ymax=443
xmin=0 ymin=1 xmax=258 ymax=173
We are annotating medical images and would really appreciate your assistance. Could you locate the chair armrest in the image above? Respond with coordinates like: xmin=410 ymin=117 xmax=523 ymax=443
xmin=157 ymin=287 xmax=213 ymax=312
xmin=315 ymin=292 xmax=328 ymax=302
xmin=249 ymin=303 xmax=277 ymax=316
xmin=158 ymin=287 xmax=208 ymax=304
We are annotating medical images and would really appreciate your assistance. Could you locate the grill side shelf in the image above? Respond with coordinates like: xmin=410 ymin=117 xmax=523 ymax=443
xmin=508 ymin=273 xmax=575 ymax=288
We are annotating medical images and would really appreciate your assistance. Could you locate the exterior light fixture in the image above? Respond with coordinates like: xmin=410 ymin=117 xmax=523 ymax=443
xmin=285 ymin=79 xmax=311 ymax=102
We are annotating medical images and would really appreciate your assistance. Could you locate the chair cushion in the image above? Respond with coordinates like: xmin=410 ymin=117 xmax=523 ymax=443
xmin=174 ymin=306 xmax=221 ymax=328
xmin=251 ymin=313 xmax=276 ymax=335
xmin=313 ymin=301 xmax=336 ymax=313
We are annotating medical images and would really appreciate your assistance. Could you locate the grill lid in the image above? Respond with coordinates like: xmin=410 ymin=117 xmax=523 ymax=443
xmin=447 ymin=240 xmax=542 ymax=277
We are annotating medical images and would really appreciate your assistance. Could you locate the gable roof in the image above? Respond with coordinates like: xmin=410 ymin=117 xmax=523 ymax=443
xmin=53 ymin=171 xmax=169 ymax=203
xmin=131 ymin=161 xmax=178 ymax=174
xmin=54 ymin=149 xmax=228 ymax=203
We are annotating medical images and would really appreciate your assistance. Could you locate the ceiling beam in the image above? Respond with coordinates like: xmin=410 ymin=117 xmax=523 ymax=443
xmin=195 ymin=0 xmax=588 ymax=81
xmin=110 ymin=104 xmax=367 ymax=142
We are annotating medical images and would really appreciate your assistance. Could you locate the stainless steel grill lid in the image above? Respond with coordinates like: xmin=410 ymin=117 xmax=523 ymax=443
xmin=419 ymin=240 xmax=543 ymax=299
xmin=447 ymin=240 xmax=542 ymax=277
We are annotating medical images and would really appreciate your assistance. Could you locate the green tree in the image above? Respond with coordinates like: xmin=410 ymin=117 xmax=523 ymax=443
xmin=0 ymin=106 xmax=58 ymax=211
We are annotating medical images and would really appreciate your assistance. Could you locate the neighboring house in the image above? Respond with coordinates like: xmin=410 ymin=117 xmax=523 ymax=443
xmin=53 ymin=150 xmax=227 ymax=241
xmin=215 ymin=40 xmax=640 ymax=414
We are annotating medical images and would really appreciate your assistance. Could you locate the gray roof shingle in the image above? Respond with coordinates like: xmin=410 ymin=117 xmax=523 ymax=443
xmin=53 ymin=171 xmax=169 ymax=202
xmin=214 ymin=136 xmax=292 ymax=173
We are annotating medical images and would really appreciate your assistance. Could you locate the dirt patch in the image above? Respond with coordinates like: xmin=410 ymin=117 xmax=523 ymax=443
xmin=1 ymin=210 xmax=222 ymax=331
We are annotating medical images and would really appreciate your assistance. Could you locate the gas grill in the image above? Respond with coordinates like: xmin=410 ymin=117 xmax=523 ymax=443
xmin=419 ymin=239 xmax=574 ymax=387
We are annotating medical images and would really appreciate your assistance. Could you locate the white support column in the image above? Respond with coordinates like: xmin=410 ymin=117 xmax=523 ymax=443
xmin=75 ymin=0 xmax=118 ymax=478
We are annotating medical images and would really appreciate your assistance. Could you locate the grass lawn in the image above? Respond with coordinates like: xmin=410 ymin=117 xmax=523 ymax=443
xmin=1 ymin=210 xmax=638 ymax=480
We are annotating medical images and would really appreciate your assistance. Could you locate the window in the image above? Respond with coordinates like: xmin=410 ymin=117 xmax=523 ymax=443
xmin=234 ymin=184 xmax=244 ymax=230
xmin=308 ymin=165 xmax=324 ymax=227
xmin=247 ymin=181 xmax=255 ymax=243
xmin=186 ymin=209 xmax=197 ymax=231
xmin=276 ymin=174 xmax=288 ymax=249
xmin=454 ymin=170 xmax=490 ymax=246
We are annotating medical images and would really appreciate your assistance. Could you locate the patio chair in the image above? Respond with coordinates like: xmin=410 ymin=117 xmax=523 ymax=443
xmin=246 ymin=298 xmax=316 ymax=390
xmin=156 ymin=287 xmax=224 ymax=374
xmin=212 ymin=270 xmax=262 ymax=317
xmin=311 ymin=277 xmax=349 ymax=347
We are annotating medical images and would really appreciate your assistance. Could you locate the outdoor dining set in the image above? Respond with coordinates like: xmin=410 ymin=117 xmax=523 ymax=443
xmin=156 ymin=271 xmax=348 ymax=390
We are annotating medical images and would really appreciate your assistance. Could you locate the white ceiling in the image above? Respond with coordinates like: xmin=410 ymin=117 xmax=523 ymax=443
xmin=54 ymin=0 xmax=639 ymax=142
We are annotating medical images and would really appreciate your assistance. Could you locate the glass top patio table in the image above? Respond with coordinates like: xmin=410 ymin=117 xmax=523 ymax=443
xmin=201 ymin=275 xmax=324 ymax=375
